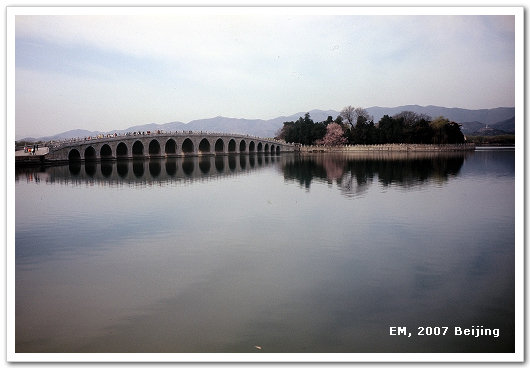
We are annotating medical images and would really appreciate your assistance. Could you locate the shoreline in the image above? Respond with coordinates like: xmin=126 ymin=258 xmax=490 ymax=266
xmin=298 ymin=143 xmax=476 ymax=153
xmin=15 ymin=143 xmax=505 ymax=168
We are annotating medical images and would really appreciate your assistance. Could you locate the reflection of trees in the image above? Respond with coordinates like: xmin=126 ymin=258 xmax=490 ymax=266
xmin=281 ymin=152 xmax=468 ymax=197
xmin=282 ymin=157 xmax=327 ymax=189
xmin=16 ymin=152 xmax=468 ymax=193
xmin=376 ymin=155 xmax=465 ymax=188
xmin=321 ymin=154 xmax=346 ymax=182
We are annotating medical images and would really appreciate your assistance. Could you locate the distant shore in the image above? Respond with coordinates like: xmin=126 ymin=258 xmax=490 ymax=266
xmin=298 ymin=143 xmax=476 ymax=153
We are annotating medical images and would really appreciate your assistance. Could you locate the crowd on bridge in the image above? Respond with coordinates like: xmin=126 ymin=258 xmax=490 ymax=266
xmin=23 ymin=144 xmax=39 ymax=154
xmin=46 ymin=130 xmax=288 ymax=149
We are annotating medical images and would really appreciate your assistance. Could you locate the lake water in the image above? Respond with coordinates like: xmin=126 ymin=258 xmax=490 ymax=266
xmin=13 ymin=148 xmax=517 ymax=358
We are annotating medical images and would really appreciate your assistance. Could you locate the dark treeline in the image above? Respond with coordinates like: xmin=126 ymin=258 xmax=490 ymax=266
xmin=276 ymin=107 xmax=466 ymax=146
xmin=465 ymin=135 xmax=515 ymax=146
xmin=277 ymin=112 xmax=331 ymax=146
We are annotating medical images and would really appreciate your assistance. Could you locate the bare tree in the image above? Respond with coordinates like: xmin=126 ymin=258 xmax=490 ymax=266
xmin=392 ymin=111 xmax=431 ymax=126
xmin=340 ymin=106 xmax=356 ymax=127
xmin=340 ymin=106 xmax=372 ymax=128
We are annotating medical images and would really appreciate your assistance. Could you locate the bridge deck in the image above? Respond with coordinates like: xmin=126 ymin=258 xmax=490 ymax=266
xmin=42 ymin=131 xmax=296 ymax=162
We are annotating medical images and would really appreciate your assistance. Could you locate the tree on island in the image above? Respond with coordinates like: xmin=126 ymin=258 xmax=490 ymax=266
xmin=340 ymin=106 xmax=372 ymax=130
xmin=430 ymin=116 xmax=465 ymax=144
xmin=392 ymin=111 xmax=433 ymax=144
xmin=378 ymin=111 xmax=432 ymax=144
xmin=351 ymin=115 xmax=377 ymax=144
xmin=315 ymin=122 xmax=348 ymax=146
xmin=276 ymin=113 xmax=328 ymax=145
xmin=276 ymin=107 xmax=465 ymax=145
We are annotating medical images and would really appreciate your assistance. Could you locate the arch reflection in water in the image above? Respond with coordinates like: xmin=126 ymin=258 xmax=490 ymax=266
xmin=101 ymin=162 xmax=113 ymax=178
xmin=133 ymin=160 xmax=145 ymax=178
xmin=61 ymin=154 xmax=280 ymax=185
xmin=85 ymin=162 xmax=97 ymax=177
xmin=117 ymin=161 xmax=128 ymax=178
xmin=165 ymin=159 xmax=177 ymax=176
xmin=199 ymin=157 xmax=210 ymax=174
xmin=149 ymin=160 xmax=161 ymax=178
xmin=182 ymin=157 xmax=195 ymax=176
xmin=60 ymin=152 xmax=466 ymax=194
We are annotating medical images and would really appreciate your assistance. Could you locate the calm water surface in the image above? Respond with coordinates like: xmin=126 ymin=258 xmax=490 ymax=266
xmin=14 ymin=149 xmax=515 ymax=354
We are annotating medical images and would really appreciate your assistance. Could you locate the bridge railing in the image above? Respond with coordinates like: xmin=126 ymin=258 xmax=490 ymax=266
xmin=47 ymin=131 xmax=292 ymax=150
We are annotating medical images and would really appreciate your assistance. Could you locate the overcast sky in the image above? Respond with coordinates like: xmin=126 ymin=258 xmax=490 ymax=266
xmin=11 ymin=7 xmax=518 ymax=138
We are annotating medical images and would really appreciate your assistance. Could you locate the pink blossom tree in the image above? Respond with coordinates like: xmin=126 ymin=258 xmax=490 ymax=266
xmin=316 ymin=123 xmax=347 ymax=146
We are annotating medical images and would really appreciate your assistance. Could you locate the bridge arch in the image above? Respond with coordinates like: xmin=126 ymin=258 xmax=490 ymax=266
xmin=199 ymin=138 xmax=211 ymax=154
xmin=228 ymin=139 xmax=236 ymax=153
xmin=116 ymin=142 xmax=128 ymax=158
xmin=47 ymin=133 xmax=294 ymax=162
xmin=100 ymin=144 xmax=112 ymax=160
xmin=132 ymin=140 xmax=144 ymax=157
xmin=149 ymin=139 xmax=161 ymax=156
xmin=165 ymin=139 xmax=177 ymax=155
xmin=182 ymin=138 xmax=194 ymax=154
xmin=215 ymin=138 xmax=224 ymax=153
xmin=85 ymin=146 xmax=97 ymax=161
xmin=69 ymin=149 xmax=81 ymax=161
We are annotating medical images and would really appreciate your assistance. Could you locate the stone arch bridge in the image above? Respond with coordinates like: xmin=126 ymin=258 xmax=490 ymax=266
xmin=47 ymin=131 xmax=296 ymax=162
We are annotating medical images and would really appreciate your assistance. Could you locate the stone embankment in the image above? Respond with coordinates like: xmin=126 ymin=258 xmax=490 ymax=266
xmin=299 ymin=143 xmax=475 ymax=153
xmin=14 ymin=147 xmax=50 ymax=166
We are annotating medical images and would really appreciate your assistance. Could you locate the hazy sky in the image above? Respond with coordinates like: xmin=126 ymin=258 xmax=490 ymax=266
xmin=11 ymin=7 xmax=518 ymax=138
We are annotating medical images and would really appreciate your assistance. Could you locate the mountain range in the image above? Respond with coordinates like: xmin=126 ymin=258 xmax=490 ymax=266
xmin=19 ymin=105 xmax=516 ymax=142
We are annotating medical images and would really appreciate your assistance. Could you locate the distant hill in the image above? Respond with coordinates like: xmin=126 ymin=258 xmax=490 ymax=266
xmin=459 ymin=116 xmax=515 ymax=136
xmin=459 ymin=121 xmax=486 ymax=135
xmin=18 ymin=105 xmax=516 ymax=142
xmin=33 ymin=129 xmax=105 ymax=142
xmin=470 ymin=126 xmax=511 ymax=136
xmin=490 ymin=116 xmax=515 ymax=134
xmin=366 ymin=105 xmax=515 ymax=128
